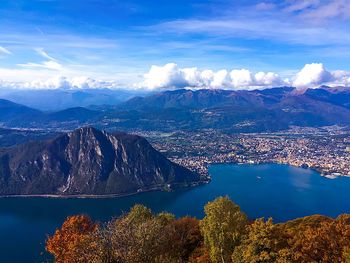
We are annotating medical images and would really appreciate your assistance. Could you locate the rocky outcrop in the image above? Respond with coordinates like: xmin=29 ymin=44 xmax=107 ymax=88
xmin=0 ymin=127 xmax=200 ymax=196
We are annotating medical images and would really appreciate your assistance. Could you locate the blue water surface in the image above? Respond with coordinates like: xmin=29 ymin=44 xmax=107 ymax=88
xmin=1 ymin=164 xmax=349 ymax=262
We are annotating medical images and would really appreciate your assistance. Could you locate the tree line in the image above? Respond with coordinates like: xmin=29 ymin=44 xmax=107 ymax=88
xmin=46 ymin=196 xmax=350 ymax=263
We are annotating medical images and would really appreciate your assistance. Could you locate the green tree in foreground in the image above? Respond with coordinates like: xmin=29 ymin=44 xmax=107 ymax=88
xmin=232 ymin=218 xmax=291 ymax=263
xmin=200 ymin=196 xmax=248 ymax=263
xmin=106 ymin=204 xmax=175 ymax=263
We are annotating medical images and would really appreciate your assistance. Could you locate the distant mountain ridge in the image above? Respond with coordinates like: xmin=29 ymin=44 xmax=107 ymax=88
xmin=0 ymin=88 xmax=148 ymax=111
xmin=0 ymin=128 xmax=57 ymax=147
xmin=0 ymin=99 xmax=43 ymax=126
xmin=2 ymin=86 xmax=350 ymax=133
xmin=0 ymin=127 xmax=200 ymax=196
xmin=121 ymin=87 xmax=296 ymax=110
xmin=116 ymin=86 xmax=350 ymax=131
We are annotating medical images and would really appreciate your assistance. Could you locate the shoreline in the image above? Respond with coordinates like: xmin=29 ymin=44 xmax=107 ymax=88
xmin=0 ymin=180 xmax=209 ymax=199
xmin=206 ymin=161 xmax=350 ymax=179
xmin=2 ymin=161 xmax=348 ymax=199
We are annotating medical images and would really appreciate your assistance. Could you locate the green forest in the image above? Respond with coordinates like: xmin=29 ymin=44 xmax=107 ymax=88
xmin=46 ymin=196 xmax=350 ymax=263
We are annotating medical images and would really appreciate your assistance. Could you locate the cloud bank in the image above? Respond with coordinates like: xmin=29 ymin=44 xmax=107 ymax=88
xmin=0 ymin=76 xmax=121 ymax=90
xmin=0 ymin=63 xmax=350 ymax=91
xmin=140 ymin=63 xmax=284 ymax=90
xmin=139 ymin=63 xmax=350 ymax=90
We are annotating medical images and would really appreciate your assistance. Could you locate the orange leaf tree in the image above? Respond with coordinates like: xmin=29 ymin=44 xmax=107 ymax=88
xmin=46 ymin=215 xmax=98 ymax=263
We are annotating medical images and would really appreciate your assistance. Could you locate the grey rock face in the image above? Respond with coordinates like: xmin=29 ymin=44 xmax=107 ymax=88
xmin=0 ymin=127 xmax=199 ymax=195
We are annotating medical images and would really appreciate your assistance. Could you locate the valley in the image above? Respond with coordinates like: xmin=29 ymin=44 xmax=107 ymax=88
xmin=143 ymin=126 xmax=350 ymax=178
xmin=2 ymin=86 xmax=350 ymax=183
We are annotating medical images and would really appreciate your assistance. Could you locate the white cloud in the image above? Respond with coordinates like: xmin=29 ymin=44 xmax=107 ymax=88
xmin=35 ymin=48 xmax=57 ymax=61
xmin=0 ymin=46 xmax=12 ymax=55
xmin=17 ymin=60 xmax=63 ymax=71
xmin=17 ymin=48 xmax=62 ymax=71
xmin=330 ymin=70 xmax=350 ymax=86
xmin=230 ymin=69 xmax=253 ymax=88
xmin=69 ymin=76 xmax=121 ymax=89
xmin=254 ymin=72 xmax=283 ymax=86
xmin=212 ymin=70 xmax=231 ymax=88
xmin=139 ymin=63 xmax=350 ymax=90
xmin=24 ymin=76 xmax=71 ymax=90
xmin=139 ymin=63 xmax=285 ymax=90
xmin=293 ymin=63 xmax=334 ymax=88
xmin=1 ymin=63 xmax=350 ymax=91
xmin=0 ymin=75 xmax=122 ymax=90
xmin=142 ymin=63 xmax=187 ymax=90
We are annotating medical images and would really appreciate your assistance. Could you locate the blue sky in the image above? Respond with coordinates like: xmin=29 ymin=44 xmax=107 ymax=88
xmin=0 ymin=0 xmax=349 ymax=89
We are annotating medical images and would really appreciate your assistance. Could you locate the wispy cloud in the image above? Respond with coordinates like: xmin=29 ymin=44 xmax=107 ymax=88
xmin=17 ymin=60 xmax=63 ymax=71
xmin=0 ymin=32 xmax=119 ymax=50
xmin=138 ymin=0 xmax=350 ymax=48
xmin=35 ymin=48 xmax=57 ymax=61
xmin=283 ymin=0 xmax=350 ymax=22
xmin=17 ymin=48 xmax=63 ymax=71
xmin=283 ymin=0 xmax=321 ymax=13
xmin=147 ymin=16 xmax=350 ymax=46
xmin=0 ymin=46 xmax=12 ymax=55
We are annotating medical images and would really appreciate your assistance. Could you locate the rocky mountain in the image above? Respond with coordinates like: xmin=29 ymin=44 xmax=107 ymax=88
xmin=0 ymin=127 xmax=200 ymax=196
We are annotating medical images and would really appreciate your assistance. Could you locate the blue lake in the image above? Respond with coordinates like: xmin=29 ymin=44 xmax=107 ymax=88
xmin=1 ymin=163 xmax=350 ymax=262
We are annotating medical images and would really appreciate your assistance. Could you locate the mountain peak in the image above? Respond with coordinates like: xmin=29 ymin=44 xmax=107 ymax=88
xmin=68 ymin=126 xmax=103 ymax=137
xmin=0 ymin=128 xmax=200 ymax=196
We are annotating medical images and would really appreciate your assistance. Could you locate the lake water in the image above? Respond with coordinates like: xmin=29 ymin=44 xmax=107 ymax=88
xmin=1 ymin=163 xmax=350 ymax=262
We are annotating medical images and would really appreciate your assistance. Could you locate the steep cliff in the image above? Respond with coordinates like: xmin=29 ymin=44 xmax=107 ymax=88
xmin=0 ymin=127 xmax=200 ymax=195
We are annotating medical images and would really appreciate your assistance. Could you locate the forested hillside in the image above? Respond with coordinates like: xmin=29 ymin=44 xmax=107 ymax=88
xmin=46 ymin=196 xmax=350 ymax=263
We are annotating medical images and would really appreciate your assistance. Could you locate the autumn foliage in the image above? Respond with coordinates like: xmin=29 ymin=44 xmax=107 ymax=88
xmin=46 ymin=197 xmax=350 ymax=263
xmin=46 ymin=215 xmax=98 ymax=263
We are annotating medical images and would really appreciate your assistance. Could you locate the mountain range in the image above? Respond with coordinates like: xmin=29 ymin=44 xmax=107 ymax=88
xmin=0 ymin=88 xmax=148 ymax=111
xmin=1 ymin=86 xmax=350 ymax=133
xmin=0 ymin=127 xmax=200 ymax=196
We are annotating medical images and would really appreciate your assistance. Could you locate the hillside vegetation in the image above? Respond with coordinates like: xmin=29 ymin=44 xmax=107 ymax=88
xmin=46 ymin=196 xmax=350 ymax=263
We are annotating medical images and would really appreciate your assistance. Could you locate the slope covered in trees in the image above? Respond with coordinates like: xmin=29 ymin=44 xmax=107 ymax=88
xmin=46 ymin=196 xmax=350 ymax=263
